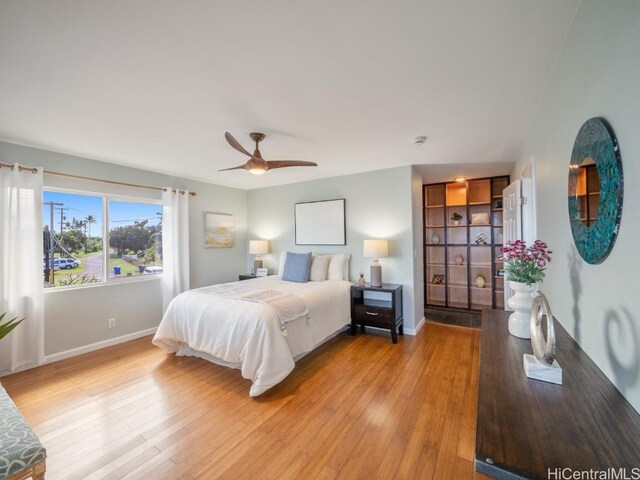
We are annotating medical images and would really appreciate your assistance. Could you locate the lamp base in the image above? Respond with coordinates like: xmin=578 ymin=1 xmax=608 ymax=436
xmin=370 ymin=260 xmax=382 ymax=287
xmin=253 ymin=258 xmax=263 ymax=276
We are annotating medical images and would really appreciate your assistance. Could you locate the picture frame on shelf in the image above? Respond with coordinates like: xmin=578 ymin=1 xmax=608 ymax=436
xmin=255 ymin=267 xmax=268 ymax=277
xmin=431 ymin=274 xmax=445 ymax=285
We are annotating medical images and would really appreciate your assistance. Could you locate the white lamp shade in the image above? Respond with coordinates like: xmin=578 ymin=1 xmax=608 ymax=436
xmin=249 ymin=240 xmax=269 ymax=255
xmin=363 ymin=239 xmax=388 ymax=258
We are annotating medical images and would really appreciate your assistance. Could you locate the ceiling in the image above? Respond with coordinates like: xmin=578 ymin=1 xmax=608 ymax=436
xmin=0 ymin=0 xmax=579 ymax=190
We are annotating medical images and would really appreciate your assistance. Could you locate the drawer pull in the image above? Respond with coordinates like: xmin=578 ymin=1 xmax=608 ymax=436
xmin=366 ymin=312 xmax=379 ymax=316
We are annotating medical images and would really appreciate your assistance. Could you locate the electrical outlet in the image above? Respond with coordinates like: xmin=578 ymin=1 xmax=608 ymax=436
xmin=108 ymin=318 xmax=116 ymax=328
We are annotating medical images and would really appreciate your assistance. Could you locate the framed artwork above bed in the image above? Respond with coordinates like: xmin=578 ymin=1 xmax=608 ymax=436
xmin=294 ymin=198 xmax=346 ymax=245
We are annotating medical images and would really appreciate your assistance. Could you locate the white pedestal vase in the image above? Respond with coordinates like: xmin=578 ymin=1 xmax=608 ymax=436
xmin=507 ymin=281 xmax=537 ymax=338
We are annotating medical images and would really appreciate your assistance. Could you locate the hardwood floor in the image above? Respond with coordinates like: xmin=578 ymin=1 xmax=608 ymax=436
xmin=1 ymin=322 xmax=488 ymax=480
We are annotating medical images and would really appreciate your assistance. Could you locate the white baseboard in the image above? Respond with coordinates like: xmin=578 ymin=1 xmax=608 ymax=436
xmin=45 ymin=327 xmax=157 ymax=364
xmin=404 ymin=317 xmax=425 ymax=336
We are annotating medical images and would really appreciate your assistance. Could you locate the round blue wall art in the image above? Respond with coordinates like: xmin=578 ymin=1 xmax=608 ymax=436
xmin=568 ymin=117 xmax=623 ymax=264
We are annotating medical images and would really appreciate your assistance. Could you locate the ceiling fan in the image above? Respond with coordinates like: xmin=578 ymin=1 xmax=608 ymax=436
xmin=220 ymin=131 xmax=318 ymax=175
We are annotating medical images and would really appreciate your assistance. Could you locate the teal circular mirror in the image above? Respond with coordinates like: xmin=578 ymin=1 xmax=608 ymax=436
xmin=568 ymin=117 xmax=623 ymax=264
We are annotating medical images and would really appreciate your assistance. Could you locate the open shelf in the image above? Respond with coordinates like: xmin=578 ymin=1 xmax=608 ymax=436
xmin=424 ymin=174 xmax=510 ymax=311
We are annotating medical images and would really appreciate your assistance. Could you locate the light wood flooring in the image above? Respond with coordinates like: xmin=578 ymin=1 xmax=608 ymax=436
xmin=2 ymin=322 xmax=488 ymax=480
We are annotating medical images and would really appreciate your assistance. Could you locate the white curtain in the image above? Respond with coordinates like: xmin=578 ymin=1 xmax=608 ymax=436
xmin=162 ymin=188 xmax=190 ymax=312
xmin=0 ymin=164 xmax=45 ymax=374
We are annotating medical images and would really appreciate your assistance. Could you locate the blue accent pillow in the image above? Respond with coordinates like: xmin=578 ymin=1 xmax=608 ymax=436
xmin=282 ymin=252 xmax=312 ymax=283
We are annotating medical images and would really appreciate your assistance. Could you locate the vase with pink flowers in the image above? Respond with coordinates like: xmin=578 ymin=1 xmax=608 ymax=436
xmin=500 ymin=240 xmax=552 ymax=338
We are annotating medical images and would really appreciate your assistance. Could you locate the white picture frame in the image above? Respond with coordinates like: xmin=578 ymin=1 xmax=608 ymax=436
xmin=255 ymin=267 xmax=268 ymax=277
xmin=294 ymin=199 xmax=346 ymax=245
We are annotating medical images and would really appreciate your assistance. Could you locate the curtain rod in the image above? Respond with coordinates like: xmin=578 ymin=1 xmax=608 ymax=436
xmin=0 ymin=161 xmax=196 ymax=196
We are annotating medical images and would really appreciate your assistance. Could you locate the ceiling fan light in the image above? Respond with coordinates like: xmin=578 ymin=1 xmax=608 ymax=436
xmin=249 ymin=167 xmax=266 ymax=175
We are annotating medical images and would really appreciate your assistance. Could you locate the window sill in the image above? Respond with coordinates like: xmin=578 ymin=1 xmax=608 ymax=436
xmin=44 ymin=275 xmax=162 ymax=293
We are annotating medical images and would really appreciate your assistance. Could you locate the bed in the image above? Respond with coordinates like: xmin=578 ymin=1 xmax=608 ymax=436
xmin=152 ymin=264 xmax=351 ymax=397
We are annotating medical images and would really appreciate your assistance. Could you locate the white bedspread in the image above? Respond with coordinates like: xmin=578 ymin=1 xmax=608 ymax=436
xmin=152 ymin=276 xmax=351 ymax=396
xmin=194 ymin=283 xmax=309 ymax=334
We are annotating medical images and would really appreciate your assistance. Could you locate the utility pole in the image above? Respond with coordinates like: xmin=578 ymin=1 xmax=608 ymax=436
xmin=44 ymin=201 xmax=63 ymax=284
xmin=55 ymin=206 xmax=69 ymax=234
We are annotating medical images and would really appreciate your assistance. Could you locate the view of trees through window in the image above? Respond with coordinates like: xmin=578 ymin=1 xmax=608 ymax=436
xmin=108 ymin=200 xmax=162 ymax=280
xmin=42 ymin=191 xmax=162 ymax=288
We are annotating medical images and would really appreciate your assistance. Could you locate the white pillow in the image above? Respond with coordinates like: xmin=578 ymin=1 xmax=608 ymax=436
xmin=278 ymin=251 xmax=287 ymax=276
xmin=309 ymin=255 xmax=331 ymax=281
xmin=279 ymin=252 xmax=350 ymax=280
xmin=327 ymin=254 xmax=350 ymax=281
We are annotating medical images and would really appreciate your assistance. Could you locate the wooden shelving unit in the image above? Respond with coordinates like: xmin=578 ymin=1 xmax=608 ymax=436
xmin=423 ymin=175 xmax=509 ymax=311
xmin=576 ymin=163 xmax=599 ymax=226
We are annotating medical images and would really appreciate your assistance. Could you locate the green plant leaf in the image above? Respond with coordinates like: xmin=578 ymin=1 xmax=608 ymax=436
xmin=0 ymin=315 xmax=24 ymax=341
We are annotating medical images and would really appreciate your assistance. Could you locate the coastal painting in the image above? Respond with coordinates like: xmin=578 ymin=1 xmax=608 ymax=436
xmin=204 ymin=212 xmax=234 ymax=248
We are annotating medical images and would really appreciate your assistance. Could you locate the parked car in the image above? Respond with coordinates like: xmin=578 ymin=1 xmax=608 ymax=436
xmin=43 ymin=259 xmax=60 ymax=271
xmin=142 ymin=266 xmax=163 ymax=275
xmin=54 ymin=258 xmax=80 ymax=269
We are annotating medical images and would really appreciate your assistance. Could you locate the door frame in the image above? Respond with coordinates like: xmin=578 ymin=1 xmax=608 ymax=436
xmin=520 ymin=155 xmax=538 ymax=244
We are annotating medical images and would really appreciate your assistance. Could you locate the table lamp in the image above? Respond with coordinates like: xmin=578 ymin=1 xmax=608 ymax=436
xmin=249 ymin=240 xmax=269 ymax=275
xmin=363 ymin=239 xmax=388 ymax=287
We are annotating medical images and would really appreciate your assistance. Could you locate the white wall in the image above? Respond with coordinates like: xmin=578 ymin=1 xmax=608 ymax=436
xmin=247 ymin=166 xmax=423 ymax=332
xmin=0 ymin=141 xmax=247 ymax=355
xmin=515 ymin=0 xmax=640 ymax=412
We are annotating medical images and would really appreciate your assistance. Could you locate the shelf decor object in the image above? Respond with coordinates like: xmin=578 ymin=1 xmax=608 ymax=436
xmin=501 ymin=239 xmax=553 ymax=338
xmin=363 ymin=239 xmax=388 ymax=288
xmin=524 ymin=291 xmax=562 ymax=384
xmin=568 ymin=117 xmax=623 ymax=265
xmin=248 ymin=240 xmax=269 ymax=275
xmin=507 ymin=281 xmax=537 ymax=338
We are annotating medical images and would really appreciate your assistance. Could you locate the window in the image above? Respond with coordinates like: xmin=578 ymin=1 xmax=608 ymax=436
xmin=108 ymin=200 xmax=162 ymax=281
xmin=43 ymin=190 xmax=162 ymax=289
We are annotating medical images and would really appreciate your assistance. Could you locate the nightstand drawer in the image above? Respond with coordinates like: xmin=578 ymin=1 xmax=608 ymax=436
xmin=352 ymin=304 xmax=394 ymax=325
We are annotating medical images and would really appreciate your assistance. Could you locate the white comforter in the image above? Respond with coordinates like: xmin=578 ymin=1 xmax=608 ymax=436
xmin=152 ymin=276 xmax=351 ymax=396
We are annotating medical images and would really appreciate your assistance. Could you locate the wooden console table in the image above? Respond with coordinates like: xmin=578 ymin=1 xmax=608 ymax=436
xmin=476 ymin=309 xmax=640 ymax=480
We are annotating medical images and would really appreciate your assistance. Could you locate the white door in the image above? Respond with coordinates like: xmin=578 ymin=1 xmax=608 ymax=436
xmin=502 ymin=179 xmax=522 ymax=310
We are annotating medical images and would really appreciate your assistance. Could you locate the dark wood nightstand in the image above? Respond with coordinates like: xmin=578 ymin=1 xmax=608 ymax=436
xmin=238 ymin=274 xmax=256 ymax=281
xmin=350 ymin=283 xmax=403 ymax=343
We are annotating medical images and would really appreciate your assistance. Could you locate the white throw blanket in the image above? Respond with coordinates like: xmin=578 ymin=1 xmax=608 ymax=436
xmin=194 ymin=283 xmax=309 ymax=335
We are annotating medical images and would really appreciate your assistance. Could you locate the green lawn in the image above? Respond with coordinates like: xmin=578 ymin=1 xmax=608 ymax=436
xmin=108 ymin=258 xmax=141 ymax=276
xmin=47 ymin=252 xmax=161 ymax=286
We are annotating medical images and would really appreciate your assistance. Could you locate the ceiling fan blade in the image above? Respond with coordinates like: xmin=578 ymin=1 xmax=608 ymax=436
xmin=219 ymin=163 xmax=249 ymax=172
xmin=266 ymin=161 xmax=318 ymax=169
xmin=225 ymin=132 xmax=252 ymax=157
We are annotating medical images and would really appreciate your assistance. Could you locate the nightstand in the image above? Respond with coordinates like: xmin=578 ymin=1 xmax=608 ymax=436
xmin=238 ymin=274 xmax=256 ymax=281
xmin=350 ymin=283 xmax=403 ymax=344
